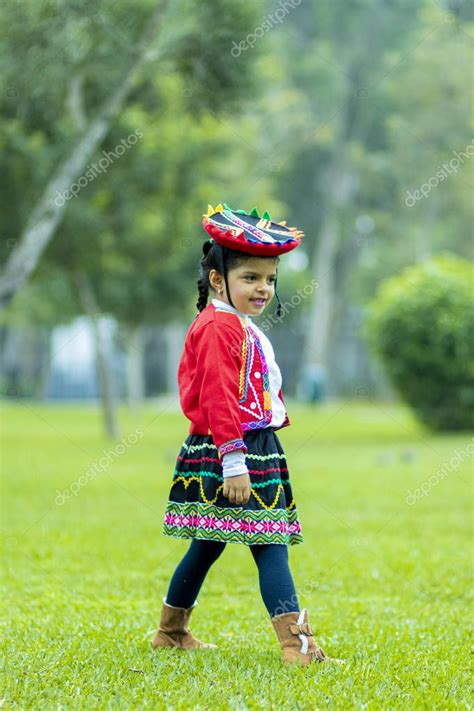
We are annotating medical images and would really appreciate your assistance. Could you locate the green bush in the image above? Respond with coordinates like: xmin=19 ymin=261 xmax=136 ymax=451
xmin=366 ymin=255 xmax=474 ymax=431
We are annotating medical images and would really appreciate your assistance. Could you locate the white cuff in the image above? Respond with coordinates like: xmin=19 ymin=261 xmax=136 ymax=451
xmin=222 ymin=450 xmax=248 ymax=478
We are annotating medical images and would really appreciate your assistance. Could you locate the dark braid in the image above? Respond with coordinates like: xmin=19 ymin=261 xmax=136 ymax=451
xmin=196 ymin=277 xmax=209 ymax=313
xmin=195 ymin=239 xmax=281 ymax=315
xmin=196 ymin=240 xmax=213 ymax=313
xmin=195 ymin=240 xmax=212 ymax=312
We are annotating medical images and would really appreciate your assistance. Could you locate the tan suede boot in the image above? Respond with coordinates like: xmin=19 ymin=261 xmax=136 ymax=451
xmin=271 ymin=609 xmax=344 ymax=666
xmin=151 ymin=598 xmax=217 ymax=650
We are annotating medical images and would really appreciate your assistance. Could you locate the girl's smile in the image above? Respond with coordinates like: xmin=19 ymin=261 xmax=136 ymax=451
xmin=249 ymin=297 xmax=267 ymax=308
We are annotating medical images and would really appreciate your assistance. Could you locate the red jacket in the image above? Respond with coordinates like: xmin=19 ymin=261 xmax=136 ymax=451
xmin=177 ymin=303 xmax=290 ymax=458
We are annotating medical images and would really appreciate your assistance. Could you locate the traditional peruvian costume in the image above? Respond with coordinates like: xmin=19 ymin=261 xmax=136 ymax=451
xmin=162 ymin=203 xmax=305 ymax=546
xmin=154 ymin=204 xmax=345 ymax=666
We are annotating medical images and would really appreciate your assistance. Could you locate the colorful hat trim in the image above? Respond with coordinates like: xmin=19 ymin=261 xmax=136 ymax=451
xmin=201 ymin=203 xmax=304 ymax=257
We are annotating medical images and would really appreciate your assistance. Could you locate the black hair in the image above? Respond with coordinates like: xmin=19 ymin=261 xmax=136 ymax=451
xmin=196 ymin=240 xmax=283 ymax=317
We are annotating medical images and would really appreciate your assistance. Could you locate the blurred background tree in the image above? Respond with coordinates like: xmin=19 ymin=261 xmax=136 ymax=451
xmin=0 ymin=0 xmax=472 ymax=437
xmin=0 ymin=0 xmax=266 ymax=435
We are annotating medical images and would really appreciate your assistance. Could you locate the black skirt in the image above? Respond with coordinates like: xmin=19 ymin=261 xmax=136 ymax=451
xmin=162 ymin=427 xmax=303 ymax=546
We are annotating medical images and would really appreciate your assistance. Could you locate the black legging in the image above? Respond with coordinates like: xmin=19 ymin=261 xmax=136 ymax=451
xmin=165 ymin=539 xmax=300 ymax=617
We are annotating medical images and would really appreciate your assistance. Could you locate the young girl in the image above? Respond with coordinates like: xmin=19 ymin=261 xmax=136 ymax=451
xmin=151 ymin=204 xmax=343 ymax=666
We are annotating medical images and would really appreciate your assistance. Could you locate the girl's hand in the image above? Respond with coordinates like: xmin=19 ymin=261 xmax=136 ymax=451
xmin=223 ymin=472 xmax=251 ymax=506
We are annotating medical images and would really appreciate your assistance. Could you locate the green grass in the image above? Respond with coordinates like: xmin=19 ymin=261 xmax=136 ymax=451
xmin=1 ymin=399 xmax=472 ymax=709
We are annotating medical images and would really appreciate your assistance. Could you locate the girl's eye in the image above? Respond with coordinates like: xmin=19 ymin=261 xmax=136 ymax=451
xmin=244 ymin=276 xmax=276 ymax=283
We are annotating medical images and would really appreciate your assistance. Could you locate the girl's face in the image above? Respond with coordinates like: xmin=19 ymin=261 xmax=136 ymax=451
xmin=209 ymin=257 xmax=278 ymax=316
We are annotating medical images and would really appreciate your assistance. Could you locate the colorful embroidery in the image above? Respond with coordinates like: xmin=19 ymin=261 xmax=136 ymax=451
xmin=237 ymin=319 xmax=272 ymax=430
xmin=177 ymin=456 xmax=289 ymax=475
xmin=218 ymin=438 xmax=247 ymax=457
xmin=163 ymin=501 xmax=304 ymax=546
xmin=171 ymin=472 xmax=294 ymax=502
xmin=182 ymin=441 xmax=217 ymax=453
xmin=202 ymin=203 xmax=304 ymax=255
xmin=174 ymin=470 xmax=289 ymax=488
xmin=239 ymin=331 xmax=248 ymax=399
xmin=181 ymin=440 xmax=287 ymax=461
xmin=217 ymin=209 xmax=275 ymax=243
xmin=164 ymin=426 xmax=302 ymax=547
xmin=173 ymin=474 xmax=290 ymax=509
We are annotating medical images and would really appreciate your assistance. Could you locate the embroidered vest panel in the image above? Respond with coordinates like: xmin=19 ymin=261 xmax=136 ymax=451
xmin=237 ymin=319 xmax=272 ymax=430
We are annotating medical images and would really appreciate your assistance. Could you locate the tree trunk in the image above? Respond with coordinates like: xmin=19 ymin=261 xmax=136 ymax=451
xmin=73 ymin=270 xmax=119 ymax=440
xmin=34 ymin=327 xmax=53 ymax=400
xmin=302 ymin=166 xmax=357 ymax=378
xmin=0 ymin=0 xmax=169 ymax=311
xmin=126 ymin=324 xmax=145 ymax=413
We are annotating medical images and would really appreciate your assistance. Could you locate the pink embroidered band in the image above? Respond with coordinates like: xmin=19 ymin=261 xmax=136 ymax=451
xmin=218 ymin=438 xmax=248 ymax=458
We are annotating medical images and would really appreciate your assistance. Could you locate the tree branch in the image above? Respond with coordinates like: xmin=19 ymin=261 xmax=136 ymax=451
xmin=0 ymin=0 xmax=169 ymax=311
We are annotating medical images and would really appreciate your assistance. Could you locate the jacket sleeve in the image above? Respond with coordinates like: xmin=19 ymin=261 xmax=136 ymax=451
xmin=192 ymin=319 xmax=247 ymax=459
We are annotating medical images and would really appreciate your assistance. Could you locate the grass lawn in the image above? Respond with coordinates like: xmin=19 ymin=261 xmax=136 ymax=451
xmin=1 ymin=399 xmax=472 ymax=709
